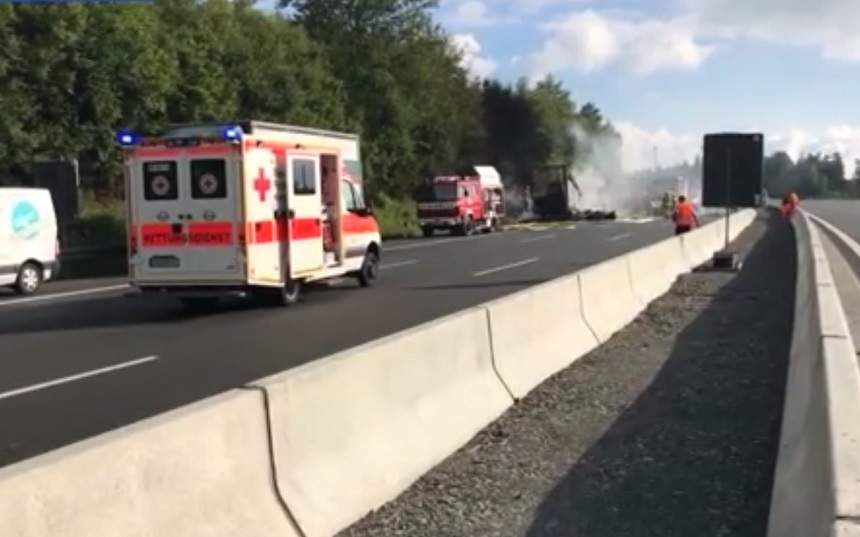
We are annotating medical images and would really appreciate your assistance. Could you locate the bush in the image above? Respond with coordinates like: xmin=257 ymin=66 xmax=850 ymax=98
xmin=374 ymin=194 xmax=420 ymax=240
xmin=63 ymin=214 xmax=126 ymax=251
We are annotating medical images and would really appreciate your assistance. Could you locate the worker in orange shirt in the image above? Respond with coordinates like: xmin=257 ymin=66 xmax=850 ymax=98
xmin=673 ymin=195 xmax=700 ymax=235
xmin=781 ymin=192 xmax=800 ymax=218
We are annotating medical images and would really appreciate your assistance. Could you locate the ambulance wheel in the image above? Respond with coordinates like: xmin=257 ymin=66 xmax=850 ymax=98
xmin=15 ymin=262 xmax=42 ymax=296
xmin=263 ymin=279 xmax=301 ymax=307
xmin=357 ymin=250 xmax=380 ymax=288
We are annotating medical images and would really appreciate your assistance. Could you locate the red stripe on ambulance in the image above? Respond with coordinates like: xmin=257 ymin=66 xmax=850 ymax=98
xmin=291 ymin=218 xmax=322 ymax=240
xmin=246 ymin=218 xmax=322 ymax=244
xmin=141 ymin=224 xmax=184 ymax=247
xmin=188 ymin=222 xmax=233 ymax=246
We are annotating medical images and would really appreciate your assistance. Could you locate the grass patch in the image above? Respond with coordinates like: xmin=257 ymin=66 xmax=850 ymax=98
xmin=375 ymin=194 xmax=420 ymax=240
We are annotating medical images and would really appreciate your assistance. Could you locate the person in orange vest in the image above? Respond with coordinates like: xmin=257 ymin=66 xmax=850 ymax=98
xmin=673 ymin=195 xmax=699 ymax=235
xmin=781 ymin=192 xmax=800 ymax=218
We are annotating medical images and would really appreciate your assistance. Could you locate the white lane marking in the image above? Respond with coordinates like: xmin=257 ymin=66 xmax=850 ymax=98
xmin=521 ymin=234 xmax=556 ymax=244
xmin=474 ymin=257 xmax=540 ymax=277
xmin=0 ymin=284 xmax=129 ymax=307
xmin=0 ymin=355 xmax=159 ymax=402
xmin=385 ymin=232 xmax=506 ymax=252
xmin=380 ymin=259 xmax=419 ymax=271
xmin=608 ymin=233 xmax=633 ymax=242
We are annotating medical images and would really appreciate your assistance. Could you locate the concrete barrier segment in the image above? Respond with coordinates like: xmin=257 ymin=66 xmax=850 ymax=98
xmin=252 ymin=308 xmax=514 ymax=537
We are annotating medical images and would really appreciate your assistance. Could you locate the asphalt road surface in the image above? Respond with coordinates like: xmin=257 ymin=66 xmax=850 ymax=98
xmin=0 ymin=217 xmax=697 ymax=466
xmin=804 ymin=200 xmax=860 ymax=243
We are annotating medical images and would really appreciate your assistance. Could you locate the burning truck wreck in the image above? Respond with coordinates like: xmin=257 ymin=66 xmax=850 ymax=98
xmin=523 ymin=164 xmax=617 ymax=222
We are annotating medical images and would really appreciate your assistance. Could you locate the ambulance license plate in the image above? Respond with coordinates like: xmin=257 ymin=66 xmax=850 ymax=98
xmin=149 ymin=255 xmax=181 ymax=269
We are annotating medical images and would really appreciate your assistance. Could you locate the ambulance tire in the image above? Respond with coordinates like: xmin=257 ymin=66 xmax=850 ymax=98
xmin=257 ymin=281 xmax=301 ymax=307
xmin=357 ymin=250 xmax=380 ymax=288
xmin=279 ymin=280 xmax=302 ymax=306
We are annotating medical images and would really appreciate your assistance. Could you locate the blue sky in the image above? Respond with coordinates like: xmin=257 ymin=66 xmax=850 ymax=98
xmin=439 ymin=0 xmax=860 ymax=173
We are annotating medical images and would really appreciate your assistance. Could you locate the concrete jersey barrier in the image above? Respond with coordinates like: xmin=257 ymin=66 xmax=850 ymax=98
xmin=485 ymin=273 xmax=600 ymax=399
xmin=0 ymin=390 xmax=298 ymax=537
xmin=628 ymin=235 xmax=688 ymax=305
xmin=252 ymin=307 xmax=514 ymax=537
xmin=767 ymin=210 xmax=860 ymax=537
xmin=579 ymin=254 xmax=642 ymax=343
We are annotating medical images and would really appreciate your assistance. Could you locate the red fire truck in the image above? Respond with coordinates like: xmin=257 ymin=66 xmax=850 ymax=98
xmin=416 ymin=166 xmax=505 ymax=237
xmin=119 ymin=121 xmax=381 ymax=308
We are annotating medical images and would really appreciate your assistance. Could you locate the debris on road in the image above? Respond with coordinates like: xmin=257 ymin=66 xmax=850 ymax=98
xmin=338 ymin=211 xmax=795 ymax=537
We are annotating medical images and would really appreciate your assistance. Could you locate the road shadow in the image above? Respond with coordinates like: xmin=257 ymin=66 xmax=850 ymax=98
xmin=0 ymin=281 xmax=359 ymax=335
xmin=524 ymin=211 xmax=795 ymax=537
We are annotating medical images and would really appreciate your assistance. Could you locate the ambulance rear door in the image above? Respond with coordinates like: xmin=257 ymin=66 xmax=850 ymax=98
xmin=183 ymin=150 xmax=243 ymax=278
xmin=131 ymin=148 xmax=243 ymax=283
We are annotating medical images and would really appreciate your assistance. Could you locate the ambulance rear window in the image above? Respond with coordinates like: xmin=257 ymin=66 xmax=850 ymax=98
xmin=143 ymin=161 xmax=178 ymax=201
xmin=191 ymin=159 xmax=227 ymax=199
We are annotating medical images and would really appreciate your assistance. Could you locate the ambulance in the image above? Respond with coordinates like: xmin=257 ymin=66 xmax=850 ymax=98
xmin=119 ymin=121 xmax=382 ymax=307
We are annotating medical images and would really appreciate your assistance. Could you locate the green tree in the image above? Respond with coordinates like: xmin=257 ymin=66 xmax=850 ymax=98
xmin=527 ymin=76 xmax=576 ymax=167
xmin=764 ymin=151 xmax=794 ymax=197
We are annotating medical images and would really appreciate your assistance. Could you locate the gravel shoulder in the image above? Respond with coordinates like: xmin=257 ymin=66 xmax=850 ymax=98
xmin=338 ymin=211 xmax=796 ymax=537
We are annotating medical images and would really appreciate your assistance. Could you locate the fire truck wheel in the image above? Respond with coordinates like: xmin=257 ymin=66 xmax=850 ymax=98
xmin=422 ymin=226 xmax=434 ymax=238
xmin=458 ymin=217 xmax=475 ymax=237
xmin=357 ymin=250 xmax=380 ymax=288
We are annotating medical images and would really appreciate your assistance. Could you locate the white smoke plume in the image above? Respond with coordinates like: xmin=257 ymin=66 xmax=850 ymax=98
xmin=571 ymin=123 xmax=650 ymax=216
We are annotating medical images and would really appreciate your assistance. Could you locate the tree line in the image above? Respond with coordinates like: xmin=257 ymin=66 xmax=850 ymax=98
xmin=0 ymin=0 xmax=619 ymax=202
xmin=765 ymin=152 xmax=860 ymax=199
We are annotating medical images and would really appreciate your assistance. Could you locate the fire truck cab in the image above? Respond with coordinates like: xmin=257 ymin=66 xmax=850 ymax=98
xmin=120 ymin=121 xmax=381 ymax=307
xmin=416 ymin=166 xmax=505 ymax=237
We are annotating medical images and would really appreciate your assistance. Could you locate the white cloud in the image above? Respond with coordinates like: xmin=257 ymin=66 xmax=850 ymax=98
xmin=615 ymin=122 xmax=700 ymax=173
xmin=449 ymin=1 xmax=496 ymax=27
xmin=770 ymin=126 xmax=860 ymax=178
xmin=526 ymin=10 xmax=713 ymax=78
xmin=616 ymin=122 xmax=860 ymax=178
xmin=686 ymin=0 xmax=860 ymax=61
xmin=450 ymin=33 xmax=498 ymax=79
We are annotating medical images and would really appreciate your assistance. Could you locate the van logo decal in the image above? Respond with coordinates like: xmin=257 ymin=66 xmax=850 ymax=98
xmin=11 ymin=201 xmax=40 ymax=240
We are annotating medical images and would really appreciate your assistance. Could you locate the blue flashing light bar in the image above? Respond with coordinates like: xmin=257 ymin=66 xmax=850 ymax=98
xmin=222 ymin=125 xmax=243 ymax=143
xmin=116 ymin=129 xmax=140 ymax=147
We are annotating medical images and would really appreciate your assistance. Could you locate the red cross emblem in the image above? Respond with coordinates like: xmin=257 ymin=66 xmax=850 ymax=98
xmin=254 ymin=168 xmax=271 ymax=202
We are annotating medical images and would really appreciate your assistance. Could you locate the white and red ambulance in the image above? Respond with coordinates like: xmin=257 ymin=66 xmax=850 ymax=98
xmin=119 ymin=121 xmax=382 ymax=307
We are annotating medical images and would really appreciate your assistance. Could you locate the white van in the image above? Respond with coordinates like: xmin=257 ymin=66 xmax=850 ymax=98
xmin=0 ymin=188 xmax=59 ymax=295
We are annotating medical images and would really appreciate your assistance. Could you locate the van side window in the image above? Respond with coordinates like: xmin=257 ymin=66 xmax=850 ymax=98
xmin=191 ymin=159 xmax=227 ymax=199
xmin=341 ymin=179 xmax=357 ymax=211
xmin=293 ymin=159 xmax=316 ymax=195
xmin=143 ymin=161 xmax=178 ymax=201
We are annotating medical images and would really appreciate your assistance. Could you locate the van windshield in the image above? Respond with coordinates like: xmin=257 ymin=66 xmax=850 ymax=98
xmin=416 ymin=183 xmax=458 ymax=202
